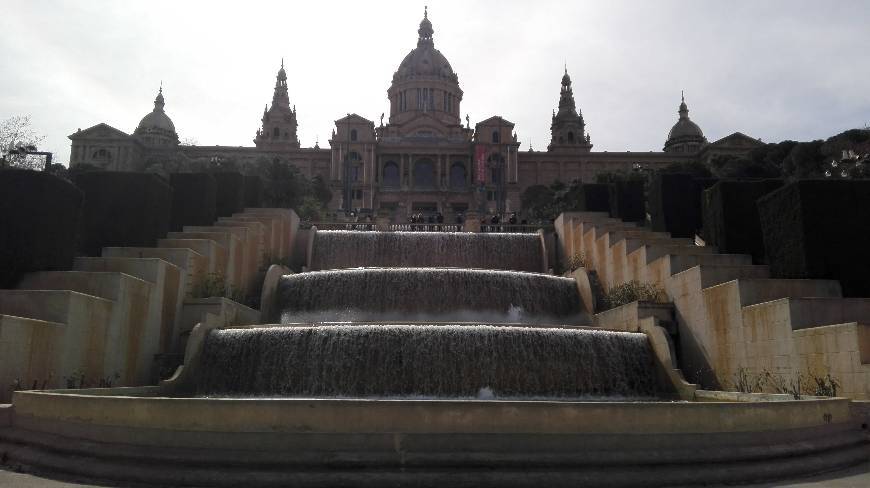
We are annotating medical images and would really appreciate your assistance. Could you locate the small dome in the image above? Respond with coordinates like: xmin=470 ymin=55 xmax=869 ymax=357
xmin=664 ymin=93 xmax=706 ymax=152
xmin=137 ymin=109 xmax=176 ymax=133
xmin=667 ymin=118 xmax=704 ymax=141
xmin=134 ymin=86 xmax=178 ymax=144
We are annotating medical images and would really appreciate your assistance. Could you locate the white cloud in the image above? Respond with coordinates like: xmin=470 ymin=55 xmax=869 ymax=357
xmin=1 ymin=0 xmax=868 ymax=165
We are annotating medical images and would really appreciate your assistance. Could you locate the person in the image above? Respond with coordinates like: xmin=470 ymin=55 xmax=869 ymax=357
xmin=509 ymin=213 xmax=517 ymax=225
xmin=456 ymin=213 xmax=464 ymax=224
xmin=436 ymin=212 xmax=444 ymax=224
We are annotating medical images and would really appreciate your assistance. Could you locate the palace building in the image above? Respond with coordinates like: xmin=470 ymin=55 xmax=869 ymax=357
xmin=68 ymin=8 xmax=762 ymax=217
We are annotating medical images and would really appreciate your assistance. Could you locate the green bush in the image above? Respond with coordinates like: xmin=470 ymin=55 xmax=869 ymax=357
xmin=602 ymin=281 xmax=665 ymax=310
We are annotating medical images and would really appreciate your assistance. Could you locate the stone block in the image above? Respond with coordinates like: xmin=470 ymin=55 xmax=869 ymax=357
xmin=158 ymin=239 xmax=228 ymax=286
xmin=102 ymin=247 xmax=206 ymax=299
xmin=213 ymin=172 xmax=246 ymax=217
xmin=0 ymin=289 xmax=113 ymax=388
xmin=168 ymin=173 xmax=217 ymax=232
xmin=73 ymin=172 xmax=172 ymax=256
xmin=701 ymin=179 xmax=783 ymax=264
xmin=17 ymin=271 xmax=155 ymax=385
xmin=0 ymin=169 xmax=83 ymax=288
xmin=758 ymin=180 xmax=870 ymax=297
xmin=74 ymin=256 xmax=183 ymax=354
xmin=167 ymin=232 xmax=243 ymax=294
xmin=649 ymin=173 xmax=718 ymax=238
xmin=0 ymin=314 xmax=64 ymax=403
xmin=608 ymin=180 xmax=645 ymax=222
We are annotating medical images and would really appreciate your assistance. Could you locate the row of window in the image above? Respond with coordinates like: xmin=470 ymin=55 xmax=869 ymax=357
xmin=394 ymin=88 xmax=457 ymax=114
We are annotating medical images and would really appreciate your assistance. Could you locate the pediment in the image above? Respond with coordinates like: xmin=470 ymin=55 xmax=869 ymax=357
xmin=69 ymin=123 xmax=131 ymax=140
xmin=397 ymin=113 xmax=452 ymax=137
xmin=334 ymin=113 xmax=374 ymax=126
xmin=710 ymin=132 xmax=763 ymax=147
xmin=476 ymin=115 xmax=514 ymax=128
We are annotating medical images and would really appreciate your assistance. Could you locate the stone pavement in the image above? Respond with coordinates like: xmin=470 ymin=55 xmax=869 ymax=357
xmin=2 ymin=463 xmax=870 ymax=488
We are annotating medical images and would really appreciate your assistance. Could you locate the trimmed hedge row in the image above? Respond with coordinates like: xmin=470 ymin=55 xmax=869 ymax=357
xmin=169 ymin=173 xmax=217 ymax=231
xmin=214 ymin=172 xmax=246 ymax=217
xmin=577 ymin=183 xmax=610 ymax=212
xmin=649 ymin=173 xmax=718 ymax=238
xmin=608 ymin=180 xmax=645 ymax=222
xmin=0 ymin=170 xmax=84 ymax=288
xmin=758 ymin=180 xmax=870 ymax=297
xmin=73 ymin=172 xmax=172 ymax=256
xmin=244 ymin=175 xmax=263 ymax=208
xmin=702 ymin=179 xmax=783 ymax=263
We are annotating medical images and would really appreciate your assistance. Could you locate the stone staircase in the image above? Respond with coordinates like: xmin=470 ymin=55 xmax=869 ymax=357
xmin=556 ymin=211 xmax=870 ymax=399
xmin=0 ymin=208 xmax=298 ymax=402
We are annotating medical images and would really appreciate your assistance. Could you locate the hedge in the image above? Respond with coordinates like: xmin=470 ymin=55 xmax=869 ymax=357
xmin=608 ymin=180 xmax=645 ymax=222
xmin=213 ymin=172 xmax=246 ymax=217
xmin=74 ymin=172 xmax=172 ymax=256
xmin=649 ymin=173 xmax=718 ymax=238
xmin=0 ymin=170 xmax=84 ymax=288
xmin=169 ymin=173 xmax=217 ymax=231
xmin=701 ymin=179 xmax=783 ymax=263
xmin=758 ymin=179 xmax=870 ymax=297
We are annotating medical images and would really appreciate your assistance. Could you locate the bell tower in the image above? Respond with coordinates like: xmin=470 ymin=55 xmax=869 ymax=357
xmin=548 ymin=67 xmax=592 ymax=153
xmin=254 ymin=59 xmax=300 ymax=149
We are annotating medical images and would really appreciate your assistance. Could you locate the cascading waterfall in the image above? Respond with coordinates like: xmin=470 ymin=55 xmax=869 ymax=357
xmin=196 ymin=324 xmax=669 ymax=399
xmin=277 ymin=268 xmax=586 ymax=324
xmin=310 ymin=231 xmax=544 ymax=272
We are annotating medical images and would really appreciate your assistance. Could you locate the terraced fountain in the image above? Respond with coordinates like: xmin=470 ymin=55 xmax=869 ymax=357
xmin=0 ymin=229 xmax=864 ymax=487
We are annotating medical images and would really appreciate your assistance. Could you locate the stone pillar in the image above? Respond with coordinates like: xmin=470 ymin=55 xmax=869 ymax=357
xmin=464 ymin=211 xmax=481 ymax=233
xmin=375 ymin=216 xmax=390 ymax=231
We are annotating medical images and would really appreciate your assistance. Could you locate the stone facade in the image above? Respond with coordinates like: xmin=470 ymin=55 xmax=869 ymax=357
xmin=68 ymin=9 xmax=762 ymax=217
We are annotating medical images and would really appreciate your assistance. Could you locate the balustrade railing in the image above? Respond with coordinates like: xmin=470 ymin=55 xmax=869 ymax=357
xmin=481 ymin=224 xmax=553 ymax=234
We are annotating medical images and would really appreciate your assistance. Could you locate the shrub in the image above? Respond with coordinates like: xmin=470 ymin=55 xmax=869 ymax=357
xmin=602 ymin=281 xmax=665 ymax=310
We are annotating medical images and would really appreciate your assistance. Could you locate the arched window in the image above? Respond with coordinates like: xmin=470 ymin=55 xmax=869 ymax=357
xmin=350 ymin=129 xmax=358 ymax=141
xmin=92 ymin=148 xmax=112 ymax=161
xmin=383 ymin=161 xmax=400 ymax=188
xmin=272 ymin=127 xmax=280 ymax=137
xmin=487 ymin=154 xmax=505 ymax=184
xmin=449 ymin=162 xmax=467 ymax=189
xmin=413 ymin=159 xmax=435 ymax=189
xmin=567 ymin=132 xmax=574 ymax=142
xmin=492 ymin=130 xmax=500 ymax=143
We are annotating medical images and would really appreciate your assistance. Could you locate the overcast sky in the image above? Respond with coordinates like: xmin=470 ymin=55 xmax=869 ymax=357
xmin=1 ymin=0 xmax=868 ymax=165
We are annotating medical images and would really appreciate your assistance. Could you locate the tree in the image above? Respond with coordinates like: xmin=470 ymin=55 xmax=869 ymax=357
xmin=0 ymin=115 xmax=47 ymax=170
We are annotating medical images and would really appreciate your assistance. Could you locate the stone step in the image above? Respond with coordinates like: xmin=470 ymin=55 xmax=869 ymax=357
xmin=672 ymin=264 xmax=772 ymax=290
xmin=0 ymin=290 xmax=114 ymax=387
xmin=158 ymin=239 xmax=227 ymax=278
xmin=74 ymin=257 xmax=185 ymax=354
xmin=16 ymin=271 xmax=156 ymax=386
xmin=631 ymin=243 xmax=717 ymax=264
xmin=241 ymin=208 xmax=297 ymax=262
xmin=624 ymin=237 xmax=697 ymax=256
xmin=227 ymin=215 xmax=282 ymax=261
xmin=177 ymin=297 xmax=260 ymax=352
xmin=726 ymin=278 xmax=843 ymax=307
xmin=102 ymin=247 xmax=206 ymax=299
xmin=655 ymin=253 xmax=755 ymax=276
xmin=0 ymin=314 xmax=65 ymax=403
xmin=183 ymin=226 xmax=257 ymax=290
xmin=744 ymin=297 xmax=870 ymax=332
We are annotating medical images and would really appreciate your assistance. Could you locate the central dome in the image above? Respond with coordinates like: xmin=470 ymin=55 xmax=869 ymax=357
xmin=392 ymin=8 xmax=457 ymax=84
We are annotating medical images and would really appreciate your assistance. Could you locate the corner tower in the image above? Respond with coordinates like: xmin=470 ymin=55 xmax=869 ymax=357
xmin=254 ymin=60 xmax=300 ymax=149
xmin=548 ymin=68 xmax=591 ymax=153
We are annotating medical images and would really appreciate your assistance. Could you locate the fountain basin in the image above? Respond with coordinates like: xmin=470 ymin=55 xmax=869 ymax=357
xmin=1 ymin=388 xmax=864 ymax=487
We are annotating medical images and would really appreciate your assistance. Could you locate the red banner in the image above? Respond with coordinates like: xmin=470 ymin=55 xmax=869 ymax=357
xmin=475 ymin=144 xmax=487 ymax=183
